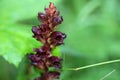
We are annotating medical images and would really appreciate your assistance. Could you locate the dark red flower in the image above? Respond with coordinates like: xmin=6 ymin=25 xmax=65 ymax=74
xmin=28 ymin=53 xmax=47 ymax=70
xmin=52 ymin=16 xmax=63 ymax=26
xmin=28 ymin=2 xmax=66 ymax=80
xmin=35 ymin=71 xmax=60 ymax=80
xmin=34 ymin=46 xmax=51 ymax=57
xmin=47 ymin=56 xmax=62 ymax=69
xmin=28 ymin=53 xmax=41 ymax=63
xmin=49 ymin=31 xmax=66 ymax=46
xmin=32 ymin=26 xmax=45 ymax=43
xmin=32 ymin=26 xmax=41 ymax=35
xmin=40 ymin=24 xmax=50 ymax=34
xmin=38 ymin=13 xmax=48 ymax=22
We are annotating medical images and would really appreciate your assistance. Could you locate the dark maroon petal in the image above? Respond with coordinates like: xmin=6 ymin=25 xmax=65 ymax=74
xmin=47 ymin=56 xmax=62 ymax=69
xmin=52 ymin=16 xmax=63 ymax=26
xmin=33 ymin=34 xmax=45 ymax=43
xmin=38 ymin=13 xmax=47 ymax=21
xmin=28 ymin=53 xmax=41 ymax=63
xmin=32 ymin=26 xmax=42 ymax=39
xmin=37 ymin=71 xmax=60 ymax=80
xmin=34 ymin=46 xmax=46 ymax=53
xmin=47 ymin=71 xmax=60 ymax=79
xmin=39 ymin=46 xmax=48 ymax=53
xmin=32 ymin=26 xmax=46 ymax=43
xmin=40 ymin=24 xmax=50 ymax=34
xmin=28 ymin=54 xmax=47 ymax=70
xmin=34 ymin=46 xmax=51 ymax=58
xmin=49 ymin=31 xmax=66 ymax=46
xmin=33 ymin=60 xmax=48 ymax=70
xmin=32 ymin=26 xmax=41 ymax=35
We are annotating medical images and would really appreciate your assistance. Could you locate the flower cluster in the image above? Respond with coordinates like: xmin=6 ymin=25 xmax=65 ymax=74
xmin=28 ymin=2 xmax=66 ymax=80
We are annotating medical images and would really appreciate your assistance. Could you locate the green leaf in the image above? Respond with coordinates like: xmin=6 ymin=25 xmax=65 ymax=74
xmin=60 ymin=0 xmax=120 ymax=59
xmin=52 ymin=47 xmax=61 ymax=57
xmin=0 ymin=26 xmax=40 ymax=67
xmin=0 ymin=0 xmax=60 ymax=67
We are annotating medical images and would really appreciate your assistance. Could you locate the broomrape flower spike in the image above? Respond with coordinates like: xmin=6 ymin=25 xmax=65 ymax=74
xmin=28 ymin=2 xmax=66 ymax=80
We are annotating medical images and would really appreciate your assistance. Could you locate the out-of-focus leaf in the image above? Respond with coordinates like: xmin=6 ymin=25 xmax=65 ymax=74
xmin=52 ymin=47 xmax=61 ymax=57
xmin=59 ymin=0 xmax=120 ymax=79
xmin=60 ymin=0 xmax=120 ymax=59
xmin=0 ymin=0 xmax=60 ymax=67
xmin=0 ymin=26 xmax=40 ymax=67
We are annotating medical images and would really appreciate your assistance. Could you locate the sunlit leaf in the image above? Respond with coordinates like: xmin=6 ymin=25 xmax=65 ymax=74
xmin=0 ymin=0 xmax=60 ymax=67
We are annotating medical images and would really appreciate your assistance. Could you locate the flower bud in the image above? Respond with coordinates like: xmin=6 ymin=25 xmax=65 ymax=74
xmin=38 ymin=13 xmax=47 ymax=21
xmin=47 ymin=56 xmax=62 ymax=69
xmin=28 ymin=53 xmax=41 ymax=63
xmin=32 ymin=26 xmax=40 ymax=35
xmin=35 ymin=71 xmax=60 ymax=80
xmin=49 ymin=31 xmax=66 ymax=46
xmin=52 ymin=16 xmax=63 ymax=26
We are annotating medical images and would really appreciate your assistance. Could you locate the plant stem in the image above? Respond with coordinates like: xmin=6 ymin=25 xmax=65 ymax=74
xmin=62 ymin=59 xmax=120 ymax=71
xmin=100 ymin=69 xmax=116 ymax=80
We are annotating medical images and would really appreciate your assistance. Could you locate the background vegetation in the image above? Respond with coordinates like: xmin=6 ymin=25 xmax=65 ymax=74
xmin=0 ymin=0 xmax=120 ymax=80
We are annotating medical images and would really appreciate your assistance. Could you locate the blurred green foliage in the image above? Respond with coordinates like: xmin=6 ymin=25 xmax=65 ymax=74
xmin=0 ymin=0 xmax=120 ymax=80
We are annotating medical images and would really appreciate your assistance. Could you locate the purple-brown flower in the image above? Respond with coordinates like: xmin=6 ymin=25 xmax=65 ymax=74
xmin=35 ymin=71 xmax=60 ymax=80
xmin=28 ymin=2 xmax=66 ymax=80
xmin=46 ymin=56 xmax=62 ymax=69
xmin=49 ymin=31 xmax=66 ymax=46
